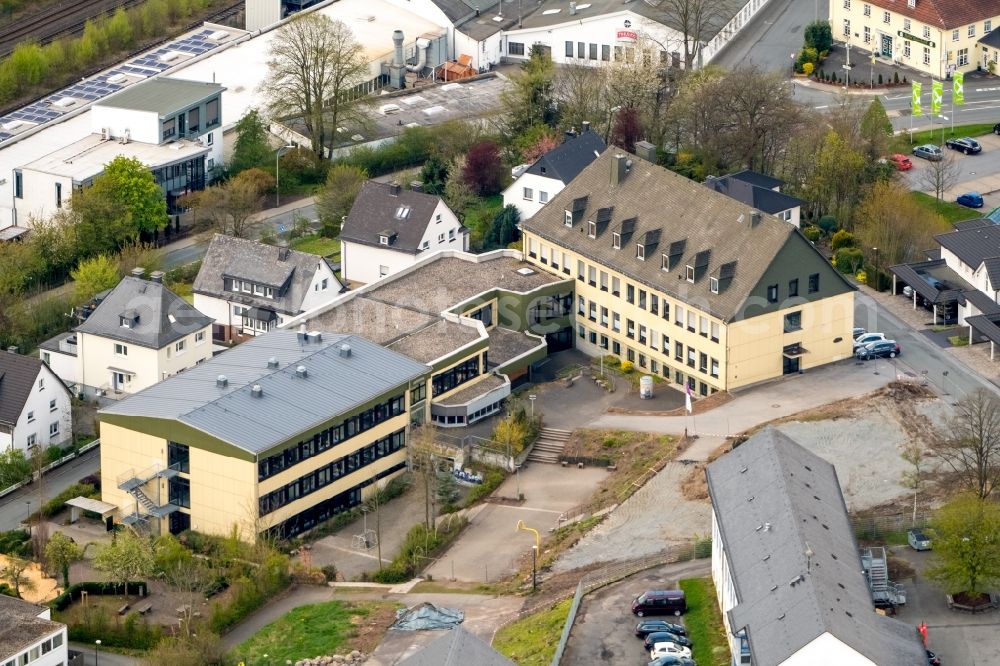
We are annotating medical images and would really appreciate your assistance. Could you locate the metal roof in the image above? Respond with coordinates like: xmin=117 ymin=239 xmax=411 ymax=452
xmin=398 ymin=626 xmax=514 ymax=666
xmin=97 ymin=77 xmax=224 ymax=116
xmin=100 ymin=330 xmax=428 ymax=454
xmin=706 ymin=428 xmax=927 ymax=666
xmin=935 ymin=225 xmax=1000 ymax=279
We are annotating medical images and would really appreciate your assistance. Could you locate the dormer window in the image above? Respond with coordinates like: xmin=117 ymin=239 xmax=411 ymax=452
xmin=686 ymin=265 xmax=695 ymax=283
xmin=379 ymin=235 xmax=390 ymax=245
xmin=636 ymin=244 xmax=645 ymax=260
xmin=710 ymin=277 xmax=719 ymax=294
xmin=120 ymin=317 xmax=131 ymax=328
xmin=588 ymin=221 xmax=596 ymax=238
xmin=395 ymin=206 xmax=411 ymax=219
xmin=612 ymin=232 xmax=621 ymax=249
xmin=564 ymin=210 xmax=573 ymax=227
xmin=661 ymin=254 xmax=669 ymax=270
xmin=119 ymin=312 xmax=138 ymax=328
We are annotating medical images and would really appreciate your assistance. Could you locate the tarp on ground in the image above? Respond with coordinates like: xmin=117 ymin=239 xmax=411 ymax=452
xmin=392 ymin=602 xmax=465 ymax=630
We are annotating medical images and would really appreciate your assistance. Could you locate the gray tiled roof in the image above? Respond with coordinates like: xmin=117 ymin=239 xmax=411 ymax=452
xmin=522 ymin=149 xmax=840 ymax=322
xmin=100 ymin=330 xmax=428 ymax=454
xmin=75 ymin=276 xmax=212 ymax=349
xmin=194 ymin=235 xmax=345 ymax=316
xmin=398 ymin=626 xmax=514 ymax=666
xmin=0 ymin=595 xmax=63 ymax=659
xmin=342 ymin=182 xmax=461 ymax=254
xmin=705 ymin=175 xmax=804 ymax=215
xmin=0 ymin=352 xmax=44 ymax=427
xmin=726 ymin=169 xmax=785 ymax=191
xmin=525 ymin=130 xmax=606 ymax=185
xmin=706 ymin=428 xmax=927 ymax=666
xmin=952 ymin=218 xmax=992 ymax=231
xmin=99 ymin=77 xmax=223 ymax=116
xmin=935 ymin=225 xmax=1000 ymax=281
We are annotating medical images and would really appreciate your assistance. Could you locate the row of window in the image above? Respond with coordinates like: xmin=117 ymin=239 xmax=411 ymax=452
xmin=529 ymin=293 xmax=573 ymax=324
xmin=564 ymin=41 xmax=677 ymax=67
xmin=113 ymin=332 xmax=205 ymax=359
xmin=419 ymin=227 xmax=460 ymax=250
xmin=432 ymin=356 xmax=482 ymax=396
xmin=228 ymin=278 xmax=276 ymax=299
xmin=522 ymin=187 xmax=550 ymax=203
xmin=25 ymin=397 xmax=60 ymax=422
xmin=257 ymin=393 xmax=406 ymax=481
xmin=24 ymin=421 xmax=60 ymax=448
xmin=577 ymin=294 xmax=721 ymax=348
xmin=258 ymin=429 xmax=405 ymax=515
xmin=431 ymin=398 xmax=504 ymax=425
xmin=765 ymin=276 xmax=820 ymax=304
xmin=2 ymin=632 xmax=63 ymax=666
xmin=849 ymin=1 xmax=992 ymax=41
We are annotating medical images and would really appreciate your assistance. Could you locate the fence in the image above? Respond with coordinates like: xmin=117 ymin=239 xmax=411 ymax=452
xmin=851 ymin=511 xmax=932 ymax=543
xmin=0 ymin=438 xmax=100 ymax=501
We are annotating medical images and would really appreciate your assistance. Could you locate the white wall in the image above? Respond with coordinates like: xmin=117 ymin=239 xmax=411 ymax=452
xmin=193 ymin=293 xmax=235 ymax=333
xmin=417 ymin=200 xmax=467 ymax=252
xmin=700 ymin=0 xmax=772 ymax=66
xmin=16 ymin=169 xmax=73 ymax=225
xmin=342 ymin=241 xmax=420 ymax=284
xmin=90 ymin=105 xmax=160 ymax=144
xmin=4 ymin=624 xmax=68 ymax=666
xmin=502 ymin=172 xmax=562 ymax=221
xmin=8 ymin=363 xmax=73 ymax=453
xmin=785 ymin=632 xmax=879 ymax=665
xmin=39 ymin=348 xmax=79 ymax=387
xmin=454 ymin=28 xmax=503 ymax=71
xmin=300 ymin=260 xmax=343 ymax=312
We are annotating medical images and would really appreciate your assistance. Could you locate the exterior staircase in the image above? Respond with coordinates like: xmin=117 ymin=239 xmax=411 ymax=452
xmin=527 ymin=427 xmax=572 ymax=464
xmin=132 ymin=487 xmax=158 ymax=512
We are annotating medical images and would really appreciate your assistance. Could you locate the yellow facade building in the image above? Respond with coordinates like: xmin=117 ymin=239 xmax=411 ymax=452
xmin=522 ymin=150 xmax=856 ymax=395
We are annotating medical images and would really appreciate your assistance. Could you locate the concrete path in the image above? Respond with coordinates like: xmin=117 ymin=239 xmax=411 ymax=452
xmin=71 ymin=642 xmax=138 ymax=666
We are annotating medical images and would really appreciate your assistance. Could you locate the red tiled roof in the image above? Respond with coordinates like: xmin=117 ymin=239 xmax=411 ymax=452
xmin=864 ymin=0 xmax=1000 ymax=30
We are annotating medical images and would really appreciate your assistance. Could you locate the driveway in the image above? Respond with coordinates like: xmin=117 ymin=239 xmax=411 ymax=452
xmin=562 ymin=560 xmax=711 ymax=665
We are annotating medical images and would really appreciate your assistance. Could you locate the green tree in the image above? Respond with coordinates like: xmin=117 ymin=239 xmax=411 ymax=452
xmin=0 ymin=556 xmax=34 ymax=598
xmin=70 ymin=255 xmax=120 ymax=303
xmin=230 ymin=109 xmax=271 ymax=174
xmin=89 ymin=156 xmax=168 ymax=236
xmin=315 ymin=164 xmax=367 ymax=231
xmin=0 ymin=449 xmax=31 ymax=488
xmin=499 ymin=47 xmax=558 ymax=138
xmin=485 ymin=205 xmax=520 ymax=250
xmin=830 ymin=229 xmax=856 ymax=250
xmin=859 ymin=99 xmax=893 ymax=161
xmin=926 ymin=493 xmax=1000 ymax=597
xmin=93 ymin=527 xmax=155 ymax=598
xmin=45 ymin=532 xmax=83 ymax=587
xmin=184 ymin=168 xmax=275 ymax=238
xmin=804 ymin=20 xmax=833 ymax=53
xmin=806 ymin=130 xmax=864 ymax=226
xmin=7 ymin=42 xmax=48 ymax=89
xmin=105 ymin=8 xmax=134 ymax=51
xmin=443 ymin=167 xmax=477 ymax=218
xmin=418 ymin=155 xmax=449 ymax=195
xmin=854 ymin=180 xmax=943 ymax=267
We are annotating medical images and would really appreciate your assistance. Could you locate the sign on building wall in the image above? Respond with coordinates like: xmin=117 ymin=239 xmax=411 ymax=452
xmin=617 ymin=30 xmax=637 ymax=41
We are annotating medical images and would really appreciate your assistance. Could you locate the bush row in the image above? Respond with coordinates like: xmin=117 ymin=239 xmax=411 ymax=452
xmin=370 ymin=516 xmax=468 ymax=584
xmin=51 ymin=581 xmax=149 ymax=611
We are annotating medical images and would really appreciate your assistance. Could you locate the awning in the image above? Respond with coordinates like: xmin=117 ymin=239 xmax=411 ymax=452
xmin=782 ymin=345 xmax=809 ymax=358
xmin=66 ymin=497 xmax=117 ymax=518
xmin=246 ymin=307 xmax=277 ymax=322
xmin=107 ymin=366 xmax=134 ymax=375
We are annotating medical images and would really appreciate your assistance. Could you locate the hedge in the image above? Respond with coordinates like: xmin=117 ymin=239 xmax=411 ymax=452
xmin=51 ymin=581 xmax=148 ymax=611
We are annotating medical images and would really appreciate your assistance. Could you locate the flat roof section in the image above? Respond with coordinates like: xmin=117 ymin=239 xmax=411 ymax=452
xmin=98 ymin=78 xmax=224 ymax=116
xmin=487 ymin=327 xmax=545 ymax=367
xmin=434 ymin=372 xmax=508 ymax=406
xmin=24 ymin=134 xmax=208 ymax=181
xmin=308 ymin=296 xmax=439 ymax=346
xmin=387 ymin=319 xmax=483 ymax=364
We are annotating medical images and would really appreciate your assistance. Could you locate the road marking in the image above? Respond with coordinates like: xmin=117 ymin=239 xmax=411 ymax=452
xmin=490 ymin=504 xmax=565 ymax=515
xmin=974 ymin=87 xmax=1000 ymax=92
xmin=814 ymin=105 xmax=829 ymax=109
xmin=319 ymin=543 xmax=387 ymax=562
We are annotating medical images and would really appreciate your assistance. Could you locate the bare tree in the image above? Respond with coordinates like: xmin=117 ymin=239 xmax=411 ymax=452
xmin=918 ymin=153 xmax=961 ymax=202
xmin=262 ymin=13 xmax=371 ymax=157
xmin=184 ymin=168 xmax=275 ymax=238
xmin=930 ymin=389 xmax=1000 ymax=499
xmin=164 ymin=562 xmax=213 ymax=636
xmin=900 ymin=443 xmax=927 ymax=525
xmin=854 ymin=180 xmax=944 ymax=265
xmin=654 ymin=0 xmax=742 ymax=69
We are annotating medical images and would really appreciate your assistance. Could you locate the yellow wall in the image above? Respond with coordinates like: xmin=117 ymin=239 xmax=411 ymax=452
xmin=187 ymin=447 xmax=257 ymax=538
xmin=100 ymin=422 xmax=169 ymax=518
xmin=459 ymin=298 xmax=498 ymax=330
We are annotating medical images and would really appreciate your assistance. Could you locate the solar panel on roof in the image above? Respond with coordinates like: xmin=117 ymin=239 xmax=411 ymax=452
xmin=0 ymin=132 xmax=12 ymax=142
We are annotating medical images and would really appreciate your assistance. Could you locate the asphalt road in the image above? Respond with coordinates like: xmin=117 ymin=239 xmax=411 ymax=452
xmin=711 ymin=0 xmax=828 ymax=72
xmin=0 ymin=446 xmax=100 ymax=532
xmin=70 ymin=642 xmax=138 ymax=666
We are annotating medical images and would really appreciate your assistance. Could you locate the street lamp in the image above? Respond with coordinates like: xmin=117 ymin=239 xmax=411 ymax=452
xmin=24 ymin=500 xmax=30 ymax=537
xmin=516 ymin=520 xmax=540 ymax=591
xmin=275 ymin=143 xmax=295 ymax=208
xmin=528 ymin=394 xmax=536 ymax=419
xmin=94 ymin=639 xmax=101 ymax=665
xmin=938 ymin=115 xmax=949 ymax=147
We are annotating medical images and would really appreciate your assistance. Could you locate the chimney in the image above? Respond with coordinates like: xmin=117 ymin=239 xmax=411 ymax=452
xmin=297 ymin=323 xmax=307 ymax=342
xmin=389 ymin=182 xmax=401 ymax=196
xmin=569 ymin=1 xmax=576 ymax=14
xmin=130 ymin=267 xmax=145 ymax=279
xmin=267 ymin=357 xmax=279 ymax=368
xmin=392 ymin=30 xmax=405 ymax=67
xmin=750 ymin=210 xmax=762 ymax=227
xmin=278 ymin=246 xmax=290 ymax=261
xmin=410 ymin=181 xmax=423 ymax=193
xmin=611 ymin=154 xmax=628 ymax=186
xmin=295 ymin=365 xmax=308 ymax=378
xmin=339 ymin=343 xmax=352 ymax=358
xmin=6 ymin=345 xmax=17 ymax=354
xmin=216 ymin=374 xmax=228 ymax=387
xmin=149 ymin=271 xmax=165 ymax=284
xmin=389 ymin=30 xmax=406 ymax=89
xmin=306 ymin=331 xmax=322 ymax=343
xmin=581 ymin=120 xmax=591 ymax=133
xmin=634 ymin=140 xmax=656 ymax=164
xmin=564 ymin=126 xmax=577 ymax=141
xmin=251 ymin=384 xmax=263 ymax=398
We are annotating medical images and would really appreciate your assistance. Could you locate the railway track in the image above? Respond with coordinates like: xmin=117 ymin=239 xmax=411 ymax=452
xmin=0 ymin=0 xmax=147 ymax=58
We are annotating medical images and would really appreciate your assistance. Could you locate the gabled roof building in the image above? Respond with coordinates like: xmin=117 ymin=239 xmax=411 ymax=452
xmin=706 ymin=428 xmax=927 ymax=666
xmin=0 ymin=595 xmax=69 ymax=666
xmin=0 ymin=349 xmax=73 ymax=453
xmin=705 ymin=170 xmax=805 ymax=228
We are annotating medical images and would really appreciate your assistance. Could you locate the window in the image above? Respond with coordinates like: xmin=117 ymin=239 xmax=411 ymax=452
xmin=449 ymin=228 xmax=456 ymax=240
xmin=675 ymin=341 xmax=683 ymax=361
xmin=13 ymin=170 xmax=21 ymax=198
xmin=639 ymin=324 xmax=647 ymax=344
xmin=379 ymin=235 xmax=389 ymax=245
xmin=711 ymin=322 xmax=720 ymax=343
xmin=923 ymin=25 xmax=931 ymax=39
xmin=565 ymin=41 xmax=574 ymax=57
xmin=395 ymin=206 xmax=411 ymax=219
xmin=509 ymin=42 xmax=525 ymax=56
xmin=636 ymin=244 xmax=645 ymax=260
xmin=699 ymin=317 xmax=708 ymax=338
xmin=651 ymin=294 xmax=659 ymax=315
xmin=675 ymin=305 xmax=684 ymax=328
xmin=588 ymin=221 xmax=596 ymax=238
xmin=953 ymin=29 xmax=960 ymax=41
xmin=864 ymin=26 xmax=871 ymax=43
xmin=207 ymin=97 xmax=220 ymax=125
xmin=589 ymin=301 xmax=597 ymax=321
xmin=175 ymin=340 xmax=186 ymax=353
xmin=808 ymin=273 xmax=820 ymax=293
xmin=49 ymin=421 xmax=59 ymax=437
xmin=767 ymin=284 xmax=779 ymax=304
xmin=638 ymin=353 xmax=646 ymax=368
xmin=784 ymin=311 xmax=802 ymax=332
xmin=650 ymin=328 xmax=658 ymax=350
xmin=699 ymin=352 xmax=708 ymax=373
xmin=115 ymin=343 xmax=128 ymax=356
xmin=612 ymin=340 xmax=621 ymax=355
xmin=662 ymin=333 xmax=670 ymax=350
xmin=614 ymin=45 xmax=622 ymax=61
xmin=577 ymin=259 xmax=585 ymax=280
xmin=710 ymin=277 xmax=719 ymax=294
xmin=626 ymin=319 xmax=635 ymax=339
xmin=539 ymin=191 xmax=549 ymax=203
xmin=923 ymin=46 xmax=931 ymax=65
xmin=882 ymin=10 xmax=890 ymax=24
xmin=685 ymin=265 xmax=695 ymax=282
xmin=195 ymin=331 xmax=206 ymax=344
xmin=600 ymin=271 xmax=608 ymax=291
xmin=411 ymin=381 xmax=427 ymax=403
xmin=711 ymin=358 xmax=719 ymax=378
xmin=843 ymin=19 xmax=850 ymax=37
xmin=863 ymin=3 xmax=869 ymax=16
xmin=589 ymin=43 xmax=598 ymax=60
xmin=26 ymin=434 xmax=36 ymax=447
xmin=588 ymin=265 xmax=597 ymax=286
xmin=207 ymin=132 xmax=214 ymax=145
xmin=578 ymin=42 xmax=585 ymax=59
xmin=49 ymin=399 xmax=56 ymax=412
xmin=987 ymin=20 xmax=993 ymax=33
xmin=969 ymin=24 xmax=976 ymax=38
xmin=842 ymin=0 xmax=849 ymax=8
xmin=37 ymin=377 xmax=44 ymax=390
xmin=523 ymin=187 xmax=533 ymax=201
xmin=612 ymin=312 xmax=621 ymax=332
xmin=788 ymin=278 xmax=799 ymax=297
xmin=162 ymin=117 xmax=176 ymax=140
xmin=188 ymin=106 xmax=200 ymax=133
xmin=27 ymin=410 xmax=34 ymax=423
xmin=55 ymin=182 xmax=62 ymax=208
xmin=958 ymin=48 xmax=969 ymax=66
xmin=639 ymin=290 xmax=646 ymax=310
xmin=626 ymin=284 xmax=635 ymax=304
xmin=564 ymin=210 xmax=573 ymax=226
xmin=904 ymin=40 xmax=911 ymax=58
xmin=612 ymin=276 xmax=620 ymax=296
xmin=601 ymin=306 xmax=609 ymax=327
xmin=687 ymin=346 xmax=696 ymax=368
xmin=612 ymin=232 xmax=621 ymax=249
xmin=687 ymin=311 xmax=696 ymax=332
xmin=578 ymin=295 xmax=585 ymax=315
xmin=438 ymin=233 xmax=445 ymax=243
xmin=42 ymin=352 xmax=50 ymax=365
xmin=168 ymin=441 xmax=190 ymax=473
xmin=253 ymin=283 xmax=264 ymax=295
xmin=602 ymin=44 xmax=610 ymax=61
xmin=421 ymin=240 xmax=430 ymax=250
xmin=904 ymin=18 xmax=911 ymax=31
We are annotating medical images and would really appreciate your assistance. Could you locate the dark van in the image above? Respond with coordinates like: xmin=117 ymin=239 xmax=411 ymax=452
xmin=631 ymin=590 xmax=687 ymax=617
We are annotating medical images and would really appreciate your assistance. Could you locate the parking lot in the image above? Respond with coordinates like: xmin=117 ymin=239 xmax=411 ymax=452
xmin=561 ymin=560 xmax=710 ymax=664
xmin=903 ymin=131 xmax=1000 ymax=204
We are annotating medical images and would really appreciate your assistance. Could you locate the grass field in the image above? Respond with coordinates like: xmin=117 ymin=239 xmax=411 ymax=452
xmin=493 ymin=598 xmax=572 ymax=666
xmin=900 ymin=123 xmax=995 ymax=149
xmin=290 ymin=235 xmax=341 ymax=257
xmin=909 ymin=191 xmax=981 ymax=226
xmin=678 ymin=578 xmax=731 ymax=666
xmin=233 ymin=600 xmax=398 ymax=663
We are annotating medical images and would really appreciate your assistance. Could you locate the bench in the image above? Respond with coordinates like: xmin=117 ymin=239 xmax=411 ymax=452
xmin=136 ymin=603 xmax=152 ymax=615
xmin=117 ymin=603 xmax=130 ymax=615
xmin=176 ymin=604 xmax=191 ymax=617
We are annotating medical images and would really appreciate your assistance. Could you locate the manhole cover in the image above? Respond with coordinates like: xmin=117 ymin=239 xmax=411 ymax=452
xmin=772 ymin=404 xmax=780 ymax=408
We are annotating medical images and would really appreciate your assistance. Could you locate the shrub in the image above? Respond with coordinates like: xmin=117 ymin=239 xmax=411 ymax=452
xmin=801 ymin=226 xmax=822 ymax=242
xmin=893 ymin=71 xmax=899 ymax=84
xmin=67 ymin=606 xmax=161 ymax=650
xmin=51 ymin=581 xmax=149 ymax=611
xmin=802 ymin=62 xmax=814 ymax=76
xmin=372 ymin=517 xmax=468 ymax=581
xmin=834 ymin=247 xmax=865 ymax=274
xmin=37 ymin=483 xmax=95 ymax=519
xmin=817 ymin=215 xmax=837 ymax=234
xmin=0 ymin=530 xmax=31 ymax=557
xmin=830 ymin=229 xmax=857 ymax=250
xmin=462 ymin=140 xmax=503 ymax=196
xmin=620 ymin=360 xmax=635 ymax=373
xmin=465 ymin=465 xmax=506 ymax=505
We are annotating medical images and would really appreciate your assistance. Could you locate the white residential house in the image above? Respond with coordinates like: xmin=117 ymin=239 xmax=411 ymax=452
xmin=0 ymin=595 xmax=69 ymax=666
xmin=706 ymin=428 xmax=927 ymax=666
xmin=340 ymin=181 xmax=468 ymax=284
xmin=193 ymin=234 xmax=346 ymax=343
xmin=704 ymin=170 xmax=804 ymax=229
xmin=71 ymin=269 xmax=214 ymax=397
xmin=502 ymin=126 xmax=605 ymax=221
xmin=0 ymin=349 xmax=73 ymax=453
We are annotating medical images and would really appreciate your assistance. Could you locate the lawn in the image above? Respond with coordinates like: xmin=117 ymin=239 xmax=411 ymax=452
xmin=563 ymin=429 xmax=678 ymax=508
xmin=678 ymin=578 xmax=731 ymax=666
xmin=909 ymin=192 xmax=980 ymax=226
xmin=289 ymin=235 xmax=341 ymax=257
xmin=232 ymin=600 xmax=399 ymax=663
xmin=464 ymin=194 xmax=504 ymax=249
xmin=899 ymin=122 xmax=996 ymax=148
xmin=493 ymin=598 xmax=572 ymax=666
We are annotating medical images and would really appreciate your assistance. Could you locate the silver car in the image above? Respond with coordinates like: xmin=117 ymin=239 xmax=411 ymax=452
xmin=913 ymin=144 xmax=943 ymax=161
xmin=908 ymin=528 xmax=932 ymax=551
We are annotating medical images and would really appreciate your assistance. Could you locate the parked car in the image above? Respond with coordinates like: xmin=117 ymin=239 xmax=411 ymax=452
xmin=908 ymin=528 xmax=932 ymax=551
xmin=635 ymin=620 xmax=688 ymax=637
xmin=632 ymin=590 xmax=687 ymax=617
xmin=957 ymin=192 xmax=985 ymax=208
xmin=889 ymin=153 xmax=913 ymax=170
xmin=852 ymin=327 xmax=866 ymax=338
xmin=648 ymin=657 xmax=696 ymax=666
xmin=650 ymin=642 xmax=693 ymax=660
xmin=853 ymin=332 xmax=886 ymax=351
xmin=643 ymin=631 xmax=693 ymax=650
xmin=926 ymin=650 xmax=941 ymax=665
xmin=913 ymin=144 xmax=943 ymax=161
xmin=856 ymin=340 xmax=901 ymax=360
xmin=945 ymin=137 xmax=982 ymax=154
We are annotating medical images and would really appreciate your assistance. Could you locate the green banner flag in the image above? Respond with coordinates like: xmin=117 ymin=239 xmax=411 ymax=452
xmin=954 ymin=71 xmax=965 ymax=105
xmin=912 ymin=81 xmax=922 ymax=117
xmin=931 ymin=80 xmax=943 ymax=114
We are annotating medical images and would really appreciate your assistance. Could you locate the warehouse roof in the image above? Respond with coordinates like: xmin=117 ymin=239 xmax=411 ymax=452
xmin=98 ymin=78 xmax=224 ymax=116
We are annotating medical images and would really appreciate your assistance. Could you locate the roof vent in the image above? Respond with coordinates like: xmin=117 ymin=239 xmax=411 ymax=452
xmin=750 ymin=209 xmax=762 ymax=227
xmin=159 ymin=51 xmax=183 ymax=62
xmin=216 ymin=374 xmax=228 ymax=387
xmin=339 ymin=343 xmax=352 ymax=358
xmin=297 ymin=323 xmax=307 ymax=342
xmin=251 ymin=384 xmax=263 ymax=398
xmin=107 ymin=73 xmax=128 ymax=84
xmin=516 ymin=267 xmax=535 ymax=276
xmin=764 ymin=522 xmax=772 ymax=531
xmin=295 ymin=365 xmax=308 ymax=378
xmin=131 ymin=267 xmax=145 ymax=278
xmin=267 ymin=357 xmax=279 ymax=368
xmin=207 ymin=30 xmax=229 ymax=41
xmin=307 ymin=331 xmax=322 ymax=343
xmin=150 ymin=271 xmax=164 ymax=283
xmin=52 ymin=97 xmax=77 ymax=108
